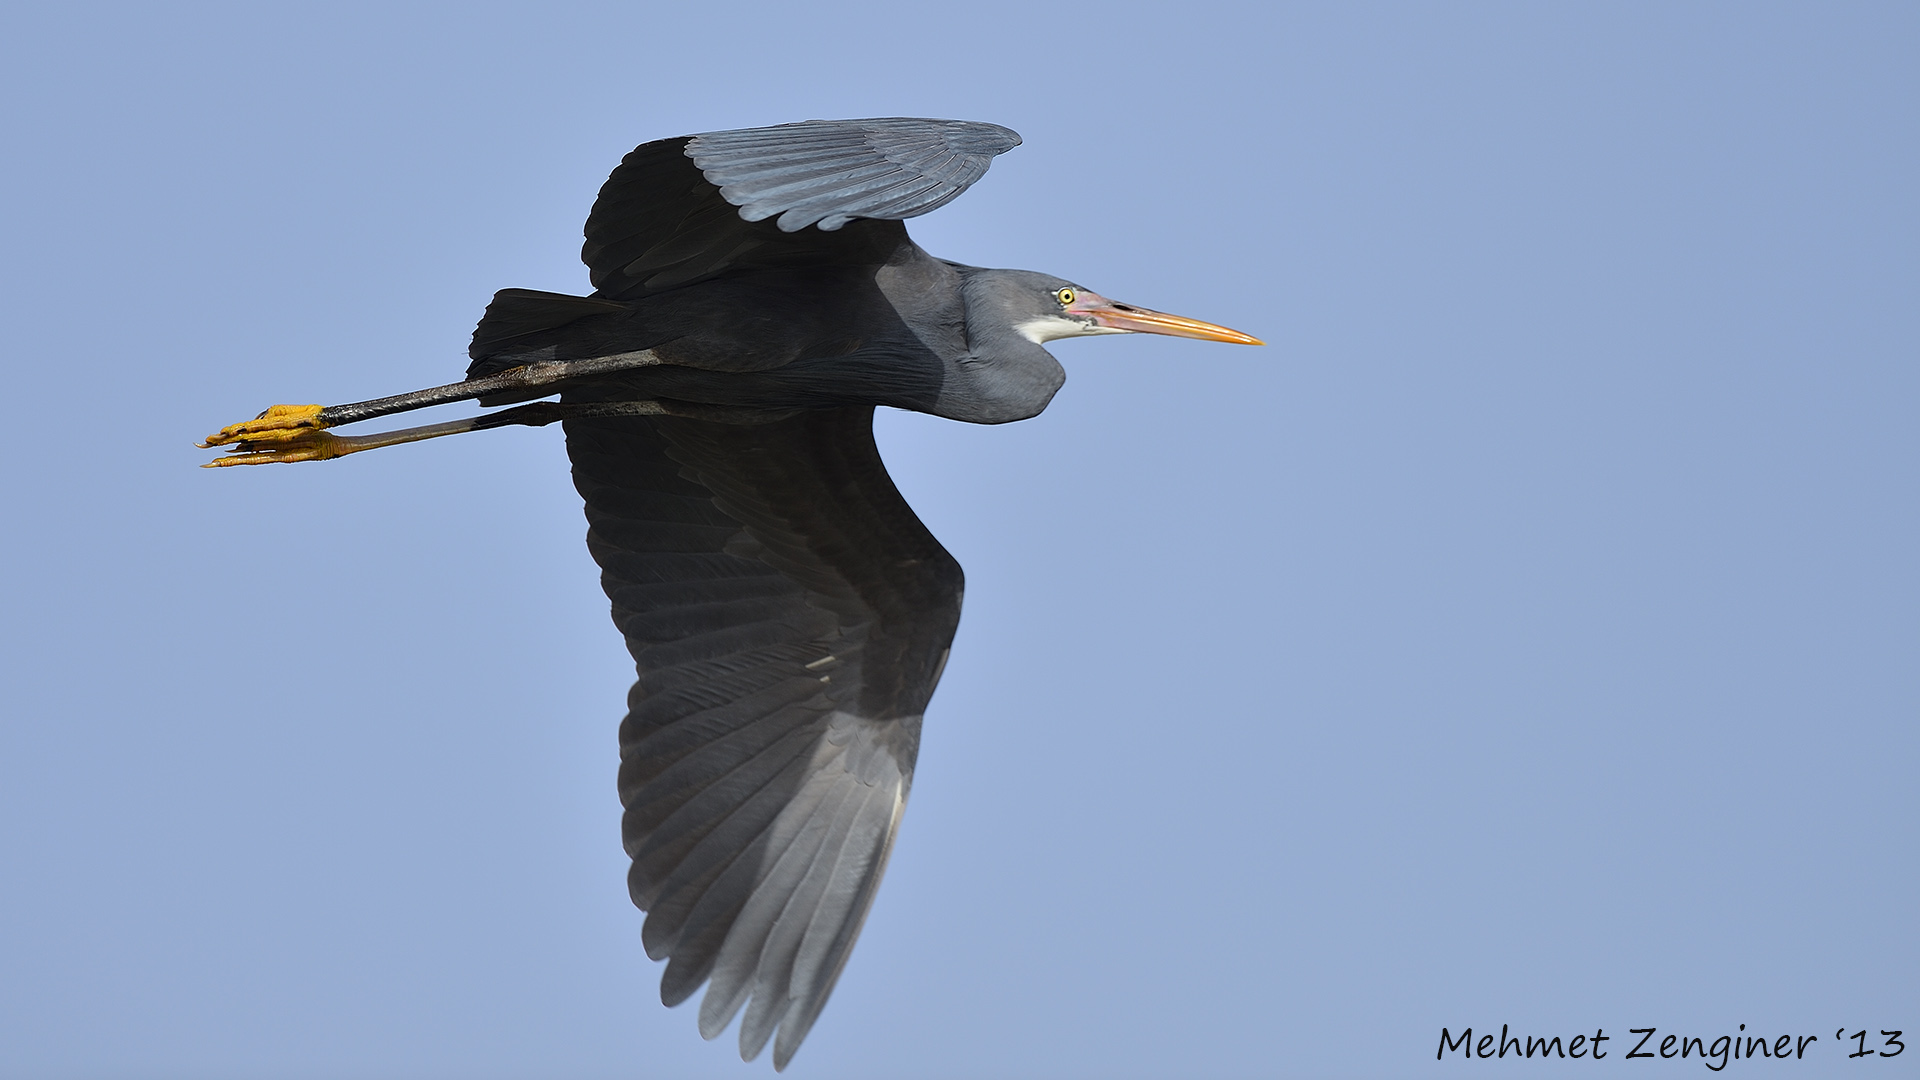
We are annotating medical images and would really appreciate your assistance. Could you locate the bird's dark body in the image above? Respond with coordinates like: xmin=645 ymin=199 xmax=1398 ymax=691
xmin=471 ymin=261 xmax=954 ymax=415
xmin=204 ymin=117 xmax=1255 ymax=1070
xmin=467 ymin=136 xmax=1066 ymax=425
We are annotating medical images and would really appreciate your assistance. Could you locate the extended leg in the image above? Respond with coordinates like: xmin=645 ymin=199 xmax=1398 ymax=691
xmin=202 ymin=400 xmax=668 ymax=467
xmin=200 ymin=350 xmax=663 ymax=449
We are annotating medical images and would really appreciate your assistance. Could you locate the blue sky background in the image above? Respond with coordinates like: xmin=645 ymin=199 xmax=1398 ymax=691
xmin=1 ymin=3 xmax=1913 ymax=1077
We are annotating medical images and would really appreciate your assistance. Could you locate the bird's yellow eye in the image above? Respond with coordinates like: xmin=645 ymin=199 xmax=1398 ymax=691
xmin=1056 ymin=287 xmax=1076 ymax=306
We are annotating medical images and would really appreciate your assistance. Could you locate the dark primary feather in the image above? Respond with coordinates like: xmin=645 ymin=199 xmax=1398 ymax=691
xmin=567 ymin=408 xmax=961 ymax=1068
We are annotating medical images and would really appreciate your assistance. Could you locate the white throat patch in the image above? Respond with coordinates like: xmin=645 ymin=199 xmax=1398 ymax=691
xmin=1013 ymin=314 xmax=1131 ymax=344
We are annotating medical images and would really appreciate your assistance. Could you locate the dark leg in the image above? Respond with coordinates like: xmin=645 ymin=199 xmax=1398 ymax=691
xmin=202 ymin=399 xmax=668 ymax=467
xmin=199 ymin=351 xmax=664 ymax=449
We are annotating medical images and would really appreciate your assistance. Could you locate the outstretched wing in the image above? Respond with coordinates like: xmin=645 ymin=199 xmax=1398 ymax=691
xmin=582 ymin=117 xmax=1020 ymax=301
xmin=566 ymin=408 xmax=963 ymax=1069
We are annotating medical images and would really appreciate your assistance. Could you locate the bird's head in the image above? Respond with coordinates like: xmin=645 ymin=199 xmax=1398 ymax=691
xmin=999 ymin=272 xmax=1263 ymax=347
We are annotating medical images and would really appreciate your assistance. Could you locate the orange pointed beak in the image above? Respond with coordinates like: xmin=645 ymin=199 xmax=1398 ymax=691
xmin=1067 ymin=291 xmax=1263 ymax=345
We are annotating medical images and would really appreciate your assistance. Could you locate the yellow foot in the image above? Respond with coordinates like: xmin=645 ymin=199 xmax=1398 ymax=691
xmin=200 ymin=404 xmax=327 ymax=449
xmin=202 ymin=430 xmax=351 ymax=467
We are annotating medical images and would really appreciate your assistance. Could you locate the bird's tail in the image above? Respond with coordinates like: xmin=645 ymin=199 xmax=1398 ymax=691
xmin=466 ymin=288 xmax=628 ymax=377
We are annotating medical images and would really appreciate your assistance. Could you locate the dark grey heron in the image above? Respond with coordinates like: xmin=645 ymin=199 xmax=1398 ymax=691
xmin=202 ymin=117 xmax=1259 ymax=1069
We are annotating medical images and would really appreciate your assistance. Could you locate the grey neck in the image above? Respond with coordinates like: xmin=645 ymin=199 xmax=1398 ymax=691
xmin=928 ymin=268 xmax=1068 ymax=425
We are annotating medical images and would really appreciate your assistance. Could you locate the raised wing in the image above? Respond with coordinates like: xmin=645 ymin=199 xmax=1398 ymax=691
xmin=582 ymin=117 xmax=1019 ymax=301
xmin=566 ymin=408 xmax=963 ymax=1068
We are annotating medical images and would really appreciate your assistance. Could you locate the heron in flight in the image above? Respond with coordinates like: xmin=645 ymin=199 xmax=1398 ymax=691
xmin=202 ymin=117 xmax=1260 ymax=1069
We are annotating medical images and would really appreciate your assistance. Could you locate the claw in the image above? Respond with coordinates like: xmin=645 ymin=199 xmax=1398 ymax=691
xmin=202 ymin=430 xmax=350 ymax=467
xmin=200 ymin=404 xmax=327 ymax=448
